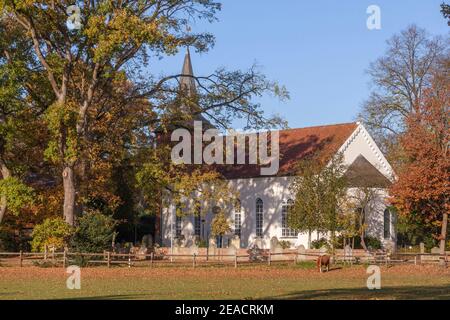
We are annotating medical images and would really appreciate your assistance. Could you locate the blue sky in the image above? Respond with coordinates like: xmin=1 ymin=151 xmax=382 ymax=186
xmin=151 ymin=0 xmax=448 ymax=129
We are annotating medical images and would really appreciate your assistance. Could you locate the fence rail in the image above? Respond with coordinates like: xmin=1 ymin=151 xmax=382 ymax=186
xmin=0 ymin=250 xmax=447 ymax=269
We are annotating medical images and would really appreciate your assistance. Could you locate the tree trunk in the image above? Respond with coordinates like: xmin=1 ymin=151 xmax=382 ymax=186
xmin=330 ymin=231 xmax=336 ymax=255
xmin=439 ymin=212 xmax=448 ymax=267
xmin=359 ymin=208 xmax=368 ymax=251
xmin=308 ymin=230 xmax=312 ymax=249
xmin=360 ymin=231 xmax=368 ymax=252
xmin=63 ymin=166 xmax=76 ymax=226
xmin=0 ymin=195 xmax=6 ymax=224
xmin=0 ymin=160 xmax=11 ymax=224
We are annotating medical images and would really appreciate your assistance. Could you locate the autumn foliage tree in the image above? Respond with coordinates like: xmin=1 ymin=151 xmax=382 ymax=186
xmin=390 ymin=68 xmax=449 ymax=263
xmin=0 ymin=1 xmax=286 ymax=228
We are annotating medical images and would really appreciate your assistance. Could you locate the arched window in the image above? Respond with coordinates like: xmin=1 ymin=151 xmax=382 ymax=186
xmin=384 ymin=208 xmax=391 ymax=239
xmin=256 ymin=198 xmax=263 ymax=237
xmin=175 ymin=215 xmax=182 ymax=237
xmin=194 ymin=202 xmax=201 ymax=237
xmin=282 ymin=199 xmax=296 ymax=237
xmin=234 ymin=199 xmax=242 ymax=237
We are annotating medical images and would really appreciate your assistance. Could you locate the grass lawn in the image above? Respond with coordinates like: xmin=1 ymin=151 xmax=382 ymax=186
xmin=0 ymin=263 xmax=449 ymax=300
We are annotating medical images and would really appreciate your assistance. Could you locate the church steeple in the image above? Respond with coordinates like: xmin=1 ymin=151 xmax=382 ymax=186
xmin=180 ymin=47 xmax=196 ymax=97
xmin=177 ymin=48 xmax=214 ymax=128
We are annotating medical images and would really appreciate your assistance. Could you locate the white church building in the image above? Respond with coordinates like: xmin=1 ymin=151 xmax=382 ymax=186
xmin=158 ymin=52 xmax=397 ymax=250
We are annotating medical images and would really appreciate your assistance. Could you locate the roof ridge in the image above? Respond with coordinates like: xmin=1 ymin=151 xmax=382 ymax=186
xmin=278 ymin=122 xmax=357 ymax=132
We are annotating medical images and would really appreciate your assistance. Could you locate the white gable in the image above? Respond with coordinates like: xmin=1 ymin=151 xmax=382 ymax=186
xmin=338 ymin=123 xmax=395 ymax=181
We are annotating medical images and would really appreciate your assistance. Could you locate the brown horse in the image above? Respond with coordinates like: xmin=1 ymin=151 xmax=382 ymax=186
xmin=317 ymin=255 xmax=331 ymax=273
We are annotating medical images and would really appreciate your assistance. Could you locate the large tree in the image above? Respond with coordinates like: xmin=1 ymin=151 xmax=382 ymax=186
xmin=389 ymin=68 xmax=449 ymax=265
xmin=1 ymin=1 xmax=286 ymax=225
xmin=358 ymin=25 xmax=446 ymax=165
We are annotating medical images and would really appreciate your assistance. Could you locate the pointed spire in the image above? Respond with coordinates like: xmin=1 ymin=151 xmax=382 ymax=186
xmin=180 ymin=47 xmax=196 ymax=97
xmin=177 ymin=48 xmax=214 ymax=129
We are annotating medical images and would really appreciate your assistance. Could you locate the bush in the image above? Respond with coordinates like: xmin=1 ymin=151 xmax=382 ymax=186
xmin=0 ymin=177 xmax=34 ymax=215
xmin=311 ymin=238 xmax=329 ymax=249
xmin=279 ymin=240 xmax=292 ymax=249
xmin=365 ymin=236 xmax=382 ymax=250
xmin=71 ymin=211 xmax=117 ymax=253
xmin=31 ymin=217 xmax=74 ymax=252
xmin=339 ymin=235 xmax=382 ymax=250
xmin=0 ymin=227 xmax=17 ymax=251
xmin=423 ymin=235 xmax=438 ymax=250
xmin=198 ymin=239 xmax=208 ymax=248
xmin=32 ymin=260 xmax=59 ymax=268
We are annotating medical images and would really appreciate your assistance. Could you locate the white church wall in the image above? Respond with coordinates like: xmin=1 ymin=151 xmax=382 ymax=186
xmin=161 ymin=124 xmax=396 ymax=250
xmin=162 ymin=181 xmax=393 ymax=250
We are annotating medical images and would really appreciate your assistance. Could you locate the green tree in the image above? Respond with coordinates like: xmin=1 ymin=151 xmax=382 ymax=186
xmin=71 ymin=210 xmax=117 ymax=253
xmin=0 ymin=18 xmax=51 ymax=224
xmin=290 ymin=154 xmax=348 ymax=251
xmin=289 ymin=159 xmax=322 ymax=248
xmin=210 ymin=211 xmax=231 ymax=248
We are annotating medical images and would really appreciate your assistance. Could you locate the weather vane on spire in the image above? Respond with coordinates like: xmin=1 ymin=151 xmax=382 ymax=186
xmin=185 ymin=25 xmax=192 ymax=53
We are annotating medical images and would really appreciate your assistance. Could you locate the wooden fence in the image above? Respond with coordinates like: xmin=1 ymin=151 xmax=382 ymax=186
xmin=0 ymin=250 xmax=447 ymax=269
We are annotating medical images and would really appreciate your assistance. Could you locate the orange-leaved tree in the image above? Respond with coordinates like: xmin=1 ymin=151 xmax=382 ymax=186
xmin=390 ymin=67 xmax=449 ymax=264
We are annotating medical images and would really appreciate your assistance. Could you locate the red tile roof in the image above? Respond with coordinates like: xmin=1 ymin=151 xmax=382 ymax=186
xmin=218 ymin=122 xmax=358 ymax=179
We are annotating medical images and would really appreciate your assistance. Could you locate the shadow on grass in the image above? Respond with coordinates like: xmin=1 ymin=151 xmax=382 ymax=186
xmin=60 ymin=294 xmax=149 ymax=300
xmin=260 ymin=285 xmax=450 ymax=300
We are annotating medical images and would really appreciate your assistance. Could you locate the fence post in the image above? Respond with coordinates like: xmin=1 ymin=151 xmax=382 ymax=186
xmin=193 ymin=253 xmax=196 ymax=268
xmin=414 ymin=255 xmax=417 ymax=266
xmin=107 ymin=251 xmax=111 ymax=268
xmin=150 ymin=252 xmax=154 ymax=268
xmin=234 ymin=252 xmax=237 ymax=269
xmin=63 ymin=250 xmax=67 ymax=269
xmin=294 ymin=253 xmax=298 ymax=265
xmin=268 ymin=252 xmax=271 ymax=266
xmin=128 ymin=253 xmax=131 ymax=268
xmin=44 ymin=246 xmax=48 ymax=261
xmin=19 ymin=250 xmax=23 ymax=267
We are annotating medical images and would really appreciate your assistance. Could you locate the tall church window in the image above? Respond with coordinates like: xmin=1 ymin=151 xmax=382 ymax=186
xmin=194 ymin=202 xmax=201 ymax=237
xmin=176 ymin=215 xmax=182 ymax=237
xmin=384 ymin=208 xmax=391 ymax=239
xmin=234 ymin=199 xmax=242 ymax=237
xmin=282 ymin=199 xmax=297 ymax=237
xmin=256 ymin=198 xmax=263 ymax=237
xmin=194 ymin=215 xmax=201 ymax=236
